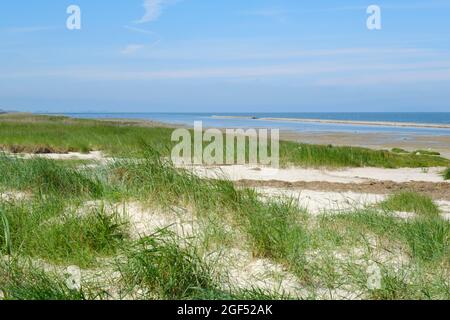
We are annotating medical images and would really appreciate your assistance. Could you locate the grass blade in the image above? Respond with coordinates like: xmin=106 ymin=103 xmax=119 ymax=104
xmin=0 ymin=208 xmax=12 ymax=255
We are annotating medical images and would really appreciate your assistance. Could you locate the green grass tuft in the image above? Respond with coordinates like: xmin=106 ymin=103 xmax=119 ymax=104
xmin=413 ymin=150 xmax=441 ymax=156
xmin=0 ymin=154 xmax=105 ymax=197
xmin=444 ymin=168 xmax=450 ymax=180
xmin=0 ymin=208 xmax=12 ymax=255
xmin=380 ymin=192 xmax=440 ymax=218
xmin=0 ymin=114 xmax=174 ymax=157
xmin=280 ymin=141 xmax=449 ymax=168
xmin=119 ymin=229 xmax=220 ymax=299
xmin=402 ymin=217 xmax=449 ymax=262
xmin=391 ymin=148 xmax=409 ymax=154
xmin=239 ymin=196 xmax=310 ymax=278
xmin=0 ymin=199 xmax=129 ymax=267
xmin=110 ymin=147 xmax=244 ymax=212
xmin=0 ymin=260 xmax=86 ymax=300
xmin=327 ymin=209 xmax=449 ymax=263
xmin=369 ymin=269 xmax=415 ymax=300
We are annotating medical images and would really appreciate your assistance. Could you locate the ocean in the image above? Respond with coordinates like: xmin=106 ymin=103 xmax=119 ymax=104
xmin=53 ymin=113 xmax=450 ymax=136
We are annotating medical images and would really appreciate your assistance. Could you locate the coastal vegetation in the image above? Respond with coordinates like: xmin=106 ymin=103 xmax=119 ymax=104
xmin=1 ymin=113 xmax=449 ymax=168
xmin=0 ymin=114 xmax=448 ymax=300
xmin=391 ymin=148 xmax=409 ymax=154
xmin=380 ymin=192 xmax=441 ymax=218
xmin=444 ymin=168 xmax=450 ymax=180
xmin=414 ymin=150 xmax=441 ymax=156
xmin=0 ymin=148 xmax=449 ymax=300
xmin=392 ymin=148 xmax=441 ymax=156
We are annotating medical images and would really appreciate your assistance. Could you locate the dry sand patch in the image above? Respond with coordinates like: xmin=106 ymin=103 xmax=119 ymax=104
xmin=0 ymin=190 xmax=29 ymax=202
xmin=257 ymin=188 xmax=385 ymax=215
xmin=76 ymin=201 xmax=199 ymax=240
xmin=236 ymin=180 xmax=450 ymax=201
xmin=194 ymin=165 xmax=448 ymax=184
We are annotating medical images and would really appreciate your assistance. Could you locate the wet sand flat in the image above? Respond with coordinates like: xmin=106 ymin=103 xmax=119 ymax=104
xmin=213 ymin=115 xmax=450 ymax=129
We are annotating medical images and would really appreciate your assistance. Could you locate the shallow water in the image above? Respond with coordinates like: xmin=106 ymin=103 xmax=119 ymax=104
xmin=49 ymin=113 xmax=450 ymax=136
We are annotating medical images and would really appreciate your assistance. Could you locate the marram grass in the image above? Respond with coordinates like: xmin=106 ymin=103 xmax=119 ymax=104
xmin=0 ymin=259 xmax=91 ymax=300
xmin=1 ymin=113 xmax=449 ymax=168
xmin=0 ymin=198 xmax=129 ymax=268
xmin=380 ymin=191 xmax=441 ymax=218
xmin=0 ymin=129 xmax=448 ymax=299
xmin=444 ymin=168 xmax=450 ymax=180
xmin=0 ymin=154 xmax=105 ymax=198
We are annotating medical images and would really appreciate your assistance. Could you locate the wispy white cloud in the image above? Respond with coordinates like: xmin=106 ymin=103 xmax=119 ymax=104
xmin=124 ymin=25 xmax=158 ymax=36
xmin=4 ymin=61 xmax=450 ymax=84
xmin=124 ymin=45 xmax=435 ymax=61
xmin=317 ymin=69 xmax=450 ymax=86
xmin=135 ymin=0 xmax=171 ymax=24
xmin=239 ymin=7 xmax=289 ymax=23
xmin=120 ymin=44 xmax=145 ymax=55
xmin=240 ymin=8 xmax=287 ymax=18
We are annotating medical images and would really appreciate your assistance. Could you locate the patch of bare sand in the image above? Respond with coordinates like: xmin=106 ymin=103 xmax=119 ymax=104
xmin=213 ymin=242 xmax=408 ymax=299
xmin=194 ymin=165 xmax=448 ymax=184
xmin=21 ymin=151 xmax=109 ymax=163
xmin=236 ymin=179 xmax=450 ymax=200
xmin=306 ymin=236 xmax=410 ymax=268
xmin=256 ymin=188 xmax=450 ymax=220
xmin=257 ymin=188 xmax=385 ymax=215
xmin=209 ymin=237 xmax=404 ymax=299
xmin=124 ymin=202 xmax=199 ymax=240
xmin=2 ymin=150 xmax=111 ymax=165
xmin=209 ymin=248 xmax=306 ymax=298
xmin=436 ymin=200 xmax=450 ymax=221
xmin=0 ymin=190 xmax=29 ymax=202
xmin=77 ymin=201 xmax=199 ymax=240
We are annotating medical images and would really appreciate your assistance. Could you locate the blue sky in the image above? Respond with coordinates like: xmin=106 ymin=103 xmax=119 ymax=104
xmin=1 ymin=0 xmax=450 ymax=112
